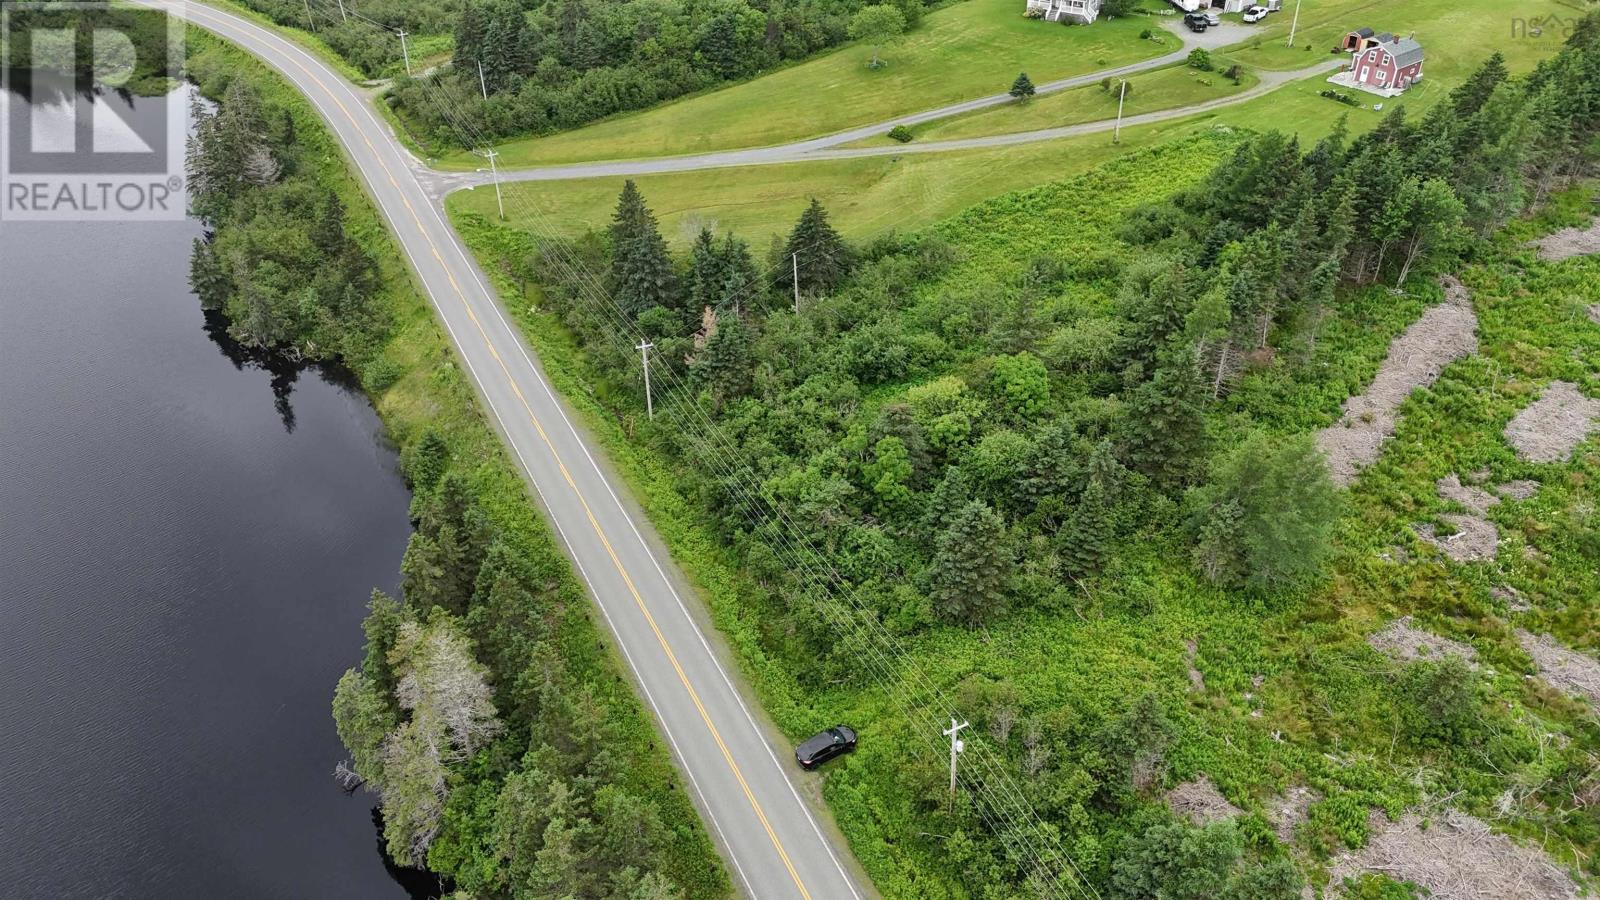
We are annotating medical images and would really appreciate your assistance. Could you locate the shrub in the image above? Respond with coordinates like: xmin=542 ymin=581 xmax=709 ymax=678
xmin=888 ymin=125 xmax=914 ymax=143
xmin=1223 ymin=63 xmax=1243 ymax=82
xmin=1400 ymin=655 xmax=1483 ymax=747
xmin=1187 ymin=48 xmax=1213 ymax=71
xmin=1139 ymin=28 xmax=1152 ymax=39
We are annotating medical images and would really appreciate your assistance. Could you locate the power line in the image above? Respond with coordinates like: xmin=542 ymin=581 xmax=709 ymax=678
xmin=286 ymin=7 xmax=1104 ymax=894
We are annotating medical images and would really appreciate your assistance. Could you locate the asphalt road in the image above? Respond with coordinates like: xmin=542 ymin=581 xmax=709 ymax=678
xmin=140 ymin=3 xmax=869 ymax=897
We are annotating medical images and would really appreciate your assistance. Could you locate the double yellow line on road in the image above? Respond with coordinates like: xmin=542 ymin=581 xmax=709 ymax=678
xmin=170 ymin=4 xmax=813 ymax=895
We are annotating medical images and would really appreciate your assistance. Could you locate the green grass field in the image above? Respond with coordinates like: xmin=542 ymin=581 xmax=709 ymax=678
xmin=1216 ymin=0 xmax=1590 ymax=70
xmin=438 ymin=0 xmax=1173 ymax=169
xmin=453 ymin=0 xmax=1578 ymax=249
xmin=445 ymin=70 xmax=1377 ymax=250
xmin=850 ymin=56 xmax=1259 ymax=146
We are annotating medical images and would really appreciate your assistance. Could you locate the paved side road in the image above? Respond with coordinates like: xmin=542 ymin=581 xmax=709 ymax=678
xmin=456 ymin=58 xmax=1340 ymax=187
xmin=140 ymin=2 xmax=869 ymax=897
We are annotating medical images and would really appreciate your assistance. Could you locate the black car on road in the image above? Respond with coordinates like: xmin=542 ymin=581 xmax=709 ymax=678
xmin=795 ymin=725 xmax=857 ymax=770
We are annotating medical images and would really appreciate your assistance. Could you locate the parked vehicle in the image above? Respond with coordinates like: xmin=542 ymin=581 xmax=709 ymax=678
xmin=1242 ymin=5 xmax=1268 ymax=22
xmin=795 ymin=725 xmax=858 ymax=770
xmin=1183 ymin=12 xmax=1209 ymax=31
xmin=1203 ymin=11 xmax=1221 ymax=25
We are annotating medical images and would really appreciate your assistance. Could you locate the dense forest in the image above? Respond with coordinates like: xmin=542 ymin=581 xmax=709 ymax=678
xmin=458 ymin=16 xmax=1600 ymax=897
xmin=183 ymin=35 xmax=729 ymax=898
xmin=232 ymin=0 xmax=927 ymax=142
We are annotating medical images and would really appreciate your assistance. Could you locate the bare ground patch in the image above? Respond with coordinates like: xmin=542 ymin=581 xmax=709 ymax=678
xmin=1492 ymin=584 xmax=1532 ymax=613
xmin=1518 ymin=630 xmax=1600 ymax=714
xmin=1438 ymin=473 xmax=1500 ymax=515
xmin=1184 ymin=638 xmax=1205 ymax=693
xmin=1531 ymin=217 xmax=1600 ymax=262
xmin=1496 ymin=479 xmax=1542 ymax=501
xmin=1504 ymin=381 xmax=1600 ymax=464
xmin=1416 ymin=474 xmax=1501 ymax=562
xmin=1589 ymin=304 xmax=1600 ymax=326
xmin=1417 ymin=514 xmax=1501 ymax=562
xmin=1327 ymin=809 xmax=1581 ymax=900
xmin=1368 ymin=616 xmax=1479 ymax=665
xmin=1317 ymin=278 xmax=1478 ymax=486
xmin=1166 ymin=777 xmax=1242 ymax=826
xmin=1267 ymin=785 xmax=1319 ymax=844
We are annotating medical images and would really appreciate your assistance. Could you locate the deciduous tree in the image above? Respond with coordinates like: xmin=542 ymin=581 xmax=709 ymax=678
xmin=848 ymin=5 xmax=907 ymax=69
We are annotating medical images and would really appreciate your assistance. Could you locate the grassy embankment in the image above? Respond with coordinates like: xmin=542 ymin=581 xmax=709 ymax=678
xmin=448 ymin=0 xmax=1583 ymax=247
xmin=183 ymin=29 xmax=730 ymax=897
xmin=437 ymin=0 xmax=1174 ymax=169
xmin=452 ymin=125 xmax=1600 ymax=894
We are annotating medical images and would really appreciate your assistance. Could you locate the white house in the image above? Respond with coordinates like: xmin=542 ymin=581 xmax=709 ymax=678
xmin=1026 ymin=0 xmax=1101 ymax=24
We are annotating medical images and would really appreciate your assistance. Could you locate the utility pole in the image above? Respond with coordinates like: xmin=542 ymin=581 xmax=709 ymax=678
xmin=335 ymin=0 xmax=347 ymax=23
xmin=636 ymin=340 xmax=655 ymax=420
xmin=302 ymin=0 xmax=316 ymax=30
xmin=477 ymin=59 xmax=489 ymax=101
xmin=943 ymin=718 xmax=969 ymax=797
xmin=1113 ymin=80 xmax=1127 ymax=144
xmin=791 ymin=252 xmax=800 ymax=314
xmin=1286 ymin=0 xmax=1302 ymax=47
xmin=481 ymin=149 xmax=504 ymax=220
xmin=397 ymin=29 xmax=412 ymax=76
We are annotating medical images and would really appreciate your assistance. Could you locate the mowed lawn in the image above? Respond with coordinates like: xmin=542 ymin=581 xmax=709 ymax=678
xmin=855 ymin=56 xmax=1259 ymax=145
xmin=439 ymin=0 xmax=1169 ymax=168
xmin=1215 ymin=0 xmax=1590 ymax=69
xmin=451 ymin=0 xmax=1578 ymax=247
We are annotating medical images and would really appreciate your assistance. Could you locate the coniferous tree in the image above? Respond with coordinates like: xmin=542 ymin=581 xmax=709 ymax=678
xmin=781 ymin=199 xmax=854 ymax=299
xmin=925 ymin=500 xmax=1011 ymax=626
xmin=481 ymin=0 xmax=534 ymax=91
xmin=1009 ymin=72 xmax=1036 ymax=102
xmin=695 ymin=314 xmax=752 ymax=408
xmin=687 ymin=227 xmax=725 ymax=313
xmin=1450 ymin=51 xmax=1508 ymax=117
xmin=716 ymin=233 xmax=760 ymax=314
xmin=1059 ymin=440 xmax=1126 ymax=576
xmin=609 ymin=181 xmax=678 ymax=318
xmin=922 ymin=465 xmax=973 ymax=537
xmin=1120 ymin=345 xmax=1208 ymax=488
xmin=453 ymin=1 xmax=487 ymax=72
xmin=189 ymin=238 xmax=231 ymax=310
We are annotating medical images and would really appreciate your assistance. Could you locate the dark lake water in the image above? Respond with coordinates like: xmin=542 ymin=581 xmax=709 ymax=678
xmin=0 ymin=84 xmax=423 ymax=898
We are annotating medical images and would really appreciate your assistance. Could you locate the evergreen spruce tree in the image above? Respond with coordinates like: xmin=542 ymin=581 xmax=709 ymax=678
xmin=481 ymin=0 xmax=534 ymax=91
xmin=1009 ymin=72 xmax=1036 ymax=102
xmin=1450 ymin=51 xmax=1508 ymax=117
xmin=922 ymin=465 xmax=973 ymax=536
xmin=1120 ymin=345 xmax=1208 ymax=488
xmin=608 ymin=181 xmax=678 ymax=318
xmin=687 ymin=227 xmax=725 ymax=312
xmin=782 ymin=199 xmax=854 ymax=299
xmin=925 ymin=500 xmax=1011 ymax=626
xmin=695 ymin=315 xmax=752 ymax=408
xmin=189 ymin=238 xmax=232 ymax=310
xmin=716 ymin=233 xmax=760 ymax=314
xmin=453 ymin=1 xmax=488 ymax=75
xmin=1060 ymin=440 xmax=1126 ymax=576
